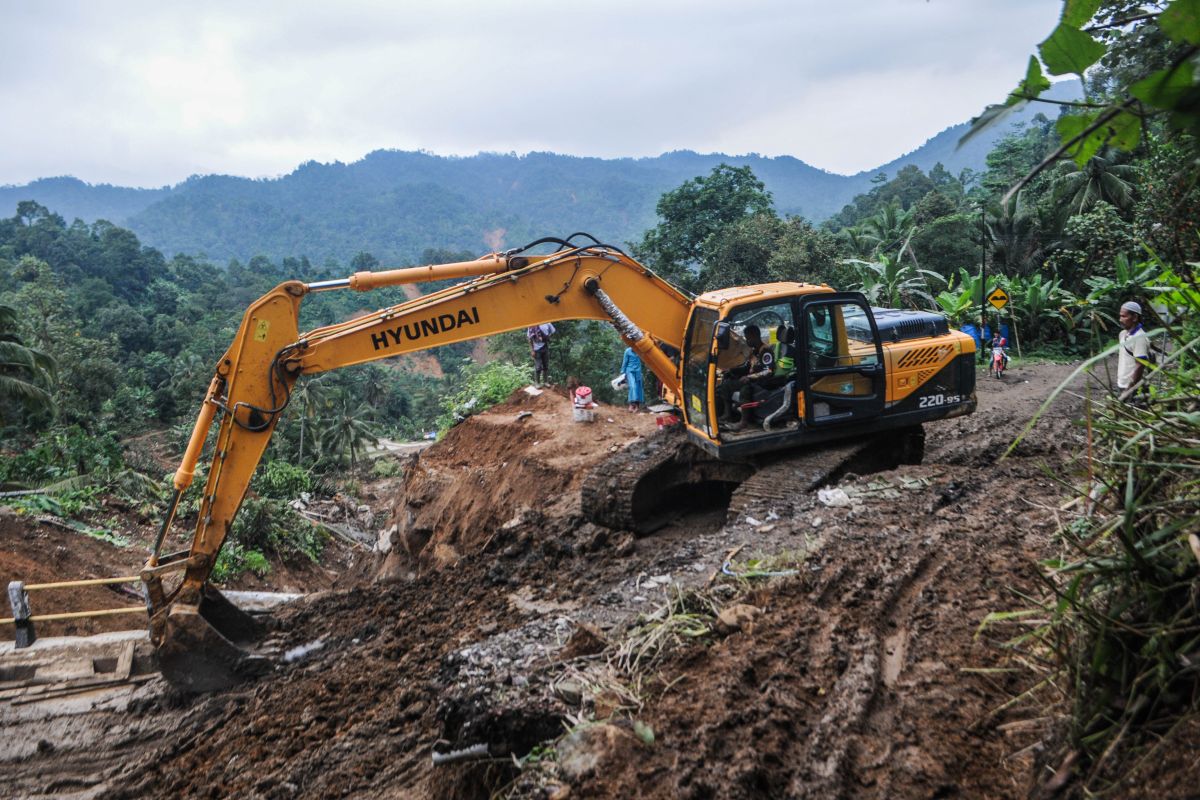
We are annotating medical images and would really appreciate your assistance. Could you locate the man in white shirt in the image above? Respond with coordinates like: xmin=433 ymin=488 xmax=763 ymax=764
xmin=1116 ymin=300 xmax=1150 ymax=402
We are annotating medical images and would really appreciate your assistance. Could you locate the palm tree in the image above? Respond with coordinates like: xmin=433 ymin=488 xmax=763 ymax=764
xmin=292 ymin=376 xmax=329 ymax=466
xmin=987 ymin=197 xmax=1046 ymax=278
xmin=863 ymin=201 xmax=915 ymax=254
xmin=1052 ymin=155 xmax=1138 ymax=218
xmin=838 ymin=225 xmax=881 ymax=260
xmin=357 ymin=365 xmax=390 ymax=409
xmin=319 ymin=399 xmax=377 ymax=468
xmin=0 ymin=304 xmax=57 ymax=425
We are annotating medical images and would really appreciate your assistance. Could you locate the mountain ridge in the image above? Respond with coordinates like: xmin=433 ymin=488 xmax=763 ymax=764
xmin=0 ymin=85 xmax=1075 ymax=265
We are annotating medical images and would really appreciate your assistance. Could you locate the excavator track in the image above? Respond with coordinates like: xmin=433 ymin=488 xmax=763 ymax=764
xmin=583 ymin=426 xmax=925 ymax=533
xmin=726 ymin=439 xmax=874 ymax=522
xmin=581 ymin=427 xmax=754 ymax=534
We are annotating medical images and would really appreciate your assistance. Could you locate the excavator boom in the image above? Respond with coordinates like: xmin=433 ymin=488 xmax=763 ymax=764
xmin=146 ymin=240 xmax=691 ymax=689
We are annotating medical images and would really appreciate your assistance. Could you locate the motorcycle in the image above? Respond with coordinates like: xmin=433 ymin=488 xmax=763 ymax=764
xmin=989 ymin=338 xmax=1009 ymax=379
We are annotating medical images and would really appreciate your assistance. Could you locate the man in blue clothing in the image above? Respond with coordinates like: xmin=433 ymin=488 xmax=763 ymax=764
xmin=622 ymin=346 xmax=644 ymax=411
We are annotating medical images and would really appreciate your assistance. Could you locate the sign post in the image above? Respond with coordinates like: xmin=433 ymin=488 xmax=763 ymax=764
xmin=979 ymin=206 xmax=987 ymax=362
xmin=986 ymin=287 xmax=1015 ymax=357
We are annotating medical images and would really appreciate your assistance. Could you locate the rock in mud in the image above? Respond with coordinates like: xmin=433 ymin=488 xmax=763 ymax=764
xmin=553 ymin=679 xmax=583 ymax=706
xmin=715 ymin=603 xmax=761 ymax=635
xmin=557 ymin=724 xmax=629 ymax=781
xmin=558 ymin=622 xmax=608 ymax=660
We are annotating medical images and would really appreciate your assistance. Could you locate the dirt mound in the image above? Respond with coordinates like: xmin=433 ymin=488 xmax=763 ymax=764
xmin=0 ymin=508 xmax=145 ymax=637
xmin=379 ymin=387 xmax=656 ymax=574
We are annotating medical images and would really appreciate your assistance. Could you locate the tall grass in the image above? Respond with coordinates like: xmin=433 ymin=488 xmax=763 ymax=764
xmin=992 ymin=266 xmax=1200 ymax=790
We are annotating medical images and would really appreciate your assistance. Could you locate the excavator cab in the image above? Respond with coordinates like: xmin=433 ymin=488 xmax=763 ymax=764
xmin=675 ymin=281 xmax=975 ymax=468
xmin=677 ymin=287 xmax=905 ymax=461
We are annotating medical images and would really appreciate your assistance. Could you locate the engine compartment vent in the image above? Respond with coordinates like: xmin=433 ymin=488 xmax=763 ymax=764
xmin=871 ymin=308 xmax=950 ymax=342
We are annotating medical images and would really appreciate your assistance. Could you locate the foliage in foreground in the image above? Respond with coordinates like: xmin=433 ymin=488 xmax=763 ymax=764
xmin=991 ymin=266 xmax=1200 ymax=790
xmin=968 ymin=0 xmax=1200 ymax=196
xmin=965 ymin=1 xmax=1200 ymax=789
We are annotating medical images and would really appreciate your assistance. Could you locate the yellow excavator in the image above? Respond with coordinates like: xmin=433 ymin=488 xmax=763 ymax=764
xmin=145 ymin=234 xmax=976 ymax=690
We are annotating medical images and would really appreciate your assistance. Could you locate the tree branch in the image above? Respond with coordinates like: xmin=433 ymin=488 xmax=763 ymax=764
xmin=1083 ymin=12 xmax=1160 ymax=33
xmin=1000 ymin=41 xmax=1200 ymax=206
xmin=1008 ymin=94 xmax=1106 ymax=109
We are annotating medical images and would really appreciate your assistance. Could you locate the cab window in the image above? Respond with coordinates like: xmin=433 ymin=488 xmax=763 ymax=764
xmin=720 ymin=302 xmax=796 ymax=374
xmin=682 ymin=309 xmax=718 ymax=429
xmin=806 ymin=302 xmax=879 ymax=369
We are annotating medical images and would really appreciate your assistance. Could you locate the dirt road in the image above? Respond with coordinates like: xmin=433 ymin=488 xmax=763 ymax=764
xmin=5 ymin=362 xmax=1177 ymax=799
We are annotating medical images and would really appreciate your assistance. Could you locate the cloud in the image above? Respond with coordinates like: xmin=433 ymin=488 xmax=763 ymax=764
xmin=0 ymin=0 xmax=1062 ymax=187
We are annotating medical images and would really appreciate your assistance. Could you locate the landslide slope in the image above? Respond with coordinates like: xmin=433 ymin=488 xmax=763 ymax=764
xmin=13 ymin=364 xmax=1191 ymax=800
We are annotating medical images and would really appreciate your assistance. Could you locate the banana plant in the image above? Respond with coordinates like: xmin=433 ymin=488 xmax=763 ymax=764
xmin=1071 ymin=253 xmax=1149 ymax=341
xmin=844 ymin=230 xmax=945 ymax=310
xmin=1008 ymin=273 xmax=1077 ymax=343
xmin=1084 ymin=252 xmax=1158 ymax=309
xmin=934 ymin=268 xmax=983 ymax=326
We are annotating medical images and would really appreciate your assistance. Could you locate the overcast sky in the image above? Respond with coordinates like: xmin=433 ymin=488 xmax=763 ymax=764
xmin=0 ymin=1 xmax=1061 ymax=188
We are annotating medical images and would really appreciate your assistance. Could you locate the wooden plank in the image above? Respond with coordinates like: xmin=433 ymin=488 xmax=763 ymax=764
xmin=299 ymin=514 xmax=370 ymax=550
xmin=114 ymin=640 xmax=134 ymax=681
xmin=10 ymin=674 xmax=155 ymax=705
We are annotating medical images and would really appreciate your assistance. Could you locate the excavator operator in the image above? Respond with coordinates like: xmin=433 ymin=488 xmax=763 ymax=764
xmin=716 ymin=324 xmax=775 ymax=427
xmin=764 ymin=324 xmax=796 ymax=389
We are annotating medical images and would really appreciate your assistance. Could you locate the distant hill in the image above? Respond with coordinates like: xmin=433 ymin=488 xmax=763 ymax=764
xmin=121 ymin=151 xmax=851 ymax=265
xmin=0 ymin=177 xmax=170 ymax=229
xmin=0 ymin=85 xmax=1076 ymax=265
xmin=863 ymin=80 xmax=1078 ymax=180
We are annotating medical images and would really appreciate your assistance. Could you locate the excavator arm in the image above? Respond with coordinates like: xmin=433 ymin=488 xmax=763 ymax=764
xmin=145 ymin=239 xmax=692 ymax=690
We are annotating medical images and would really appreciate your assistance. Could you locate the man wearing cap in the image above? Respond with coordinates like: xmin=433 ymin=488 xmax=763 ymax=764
xmin=1116 ymin=300 xmax=1150 ymax=402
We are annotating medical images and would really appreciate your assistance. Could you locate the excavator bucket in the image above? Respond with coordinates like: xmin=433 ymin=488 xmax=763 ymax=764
xmin=156 ymin=586 xmax=271 ymax=692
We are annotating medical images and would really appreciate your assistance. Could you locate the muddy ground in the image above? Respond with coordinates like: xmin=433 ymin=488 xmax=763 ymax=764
xmin=2 ymin=363 xmax=1196 ymax=799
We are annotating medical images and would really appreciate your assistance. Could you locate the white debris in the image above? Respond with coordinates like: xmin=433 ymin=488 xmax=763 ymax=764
xmin=283 ymin=639 xmax=326 ymax=664
xmin=745 ymin=516 xmax=763 ymax=527
xmin=375 ymin=524 xmax=397 ymax=553
xmin=817 ymin=487 xmax=852 ymax=507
